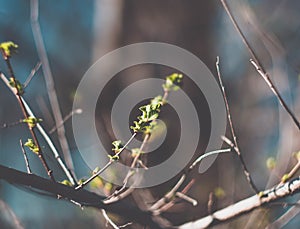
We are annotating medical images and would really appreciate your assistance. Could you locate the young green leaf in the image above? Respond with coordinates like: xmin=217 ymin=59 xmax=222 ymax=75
xmin=60 ymin=179 xmax=73 ymax=187
xmin=23 ymin=116 xmax=42 ymax=128
xmin=281 ymin=174 xmax=290 ymax=183
xmin=131 ymin=148 xmax=145 ymax=157
xmin=9 ymin=77 xmax=24 ymax=95
xmin=0 ymin=41 xmax=18 ymax=57
xmin=24 ymin=138 xmax=39 ymax=154
xmin=266 ymin=157 xmax=276 ymax=170
xmin=214 ymin=187 xmax=226 ymax=199
xmin=112 ymin=140 xmax=124 ymax=153
xmin=139 ymin=104 xmax=160 ymax=122
xmin=108 ymin=154 xmax=120 ymax=161
xmin=151 ymin=95 xmax=163 ymax=106
xmin=162 ymin=73 xmax=183 ymax=91
xmin=89 ymin=176 xmax=104 ymax=189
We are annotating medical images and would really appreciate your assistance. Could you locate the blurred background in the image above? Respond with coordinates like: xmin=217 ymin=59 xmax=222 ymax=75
xmin=0 ymin=0 xmax=300 ymax=228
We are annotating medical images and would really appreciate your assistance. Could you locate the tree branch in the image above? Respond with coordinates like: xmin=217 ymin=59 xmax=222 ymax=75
xmin=220 ymin=0 xmax=300 ymax=130
xmin=177 ymin=177 xmax=300 ymax=228
xmin=0 ymin=164 xmax=163 ymax=229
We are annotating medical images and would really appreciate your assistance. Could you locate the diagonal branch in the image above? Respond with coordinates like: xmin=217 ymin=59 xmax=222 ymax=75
xmin=0 ymin=164 xmax=164 ymax=229
xmin=216 ymin=57 xmax=258 ymax=193
xmin=220 ymin=0 xmax=300 ymax=130
xmin=177 ymin=176 xmax=300 ymax=229
xmin=0 ymin=72 xmax=77 ymax=185
xmin=30 ymin=0 xmax=77 ymax=179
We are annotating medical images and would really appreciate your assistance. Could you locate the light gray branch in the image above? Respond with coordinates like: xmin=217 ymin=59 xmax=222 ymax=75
xmin=177 ymin=176 xmax=300 ymax=229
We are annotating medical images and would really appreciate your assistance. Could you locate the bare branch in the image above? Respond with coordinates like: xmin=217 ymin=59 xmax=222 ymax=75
xmin=190 ymin=148 xmax=231 ymax=169
xmin=30 ymin=0 xmax=77 ymax=179
xmin=20 ymin=139 xmax=32 ymax=174
xmin=220 ymin=0 xmax=300 ymax=130
xmin=177 ymin=176 xmax=300 ymax=229
xmin=23 ymin=61 xmax=41 ymax=88
xmin=0 ymin=72 xmax=77 ymax=185
xmin=216 ymin=57 xmax=258 ymax=193
xmin=0 ymin=165 xmax=164 ymax=229
xmin=150 ymin=174 xmax=186 ymax=214
xmin=101 ymin=209 xmax=120 ymax=229
xmin=49 ymin=109 xmax=82 ymax=134
xmin=0 ymin=50 xmax=54 ymax=181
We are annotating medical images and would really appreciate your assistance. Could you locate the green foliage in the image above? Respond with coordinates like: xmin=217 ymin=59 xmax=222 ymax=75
xmin=131 ymin=148 xmax=145 ymax=157
xmin=112 ymin=140 xmax=124 ymax=153
xmin=266 ymin=157 xmax=276 ymax=170
xmin=89 ymin=176 xmax=104 ymax=189
xmin=9 ymin=77 xmax=24 ymax=95
xmin=140 ymin=104 xmax=161 ymax=122
xmin=132 ymin=104 xmax=160 ymax=132
xmin=23 ymin=116 xmax=42 ymax=128
xmin=258 ymin=191 xmax=265 ymax=198
xmin=130 ymin=103 xmax=161 ymax=133
xmin=281 ymin=174 xmax=290 ymax=183
xmin=24 ymin=139 xmax=39 ymax=154
xmin=104 ymin=182 xmax=113 ymax=193
xmin=92 ymin=167 xmax=100 ymax=174
xmin=214 ymin=187 xmax=226 ymax=199
xmin=108 ymin=154 xmax=120 ymax=161
xmin=78 ymin=178 xmax=86 ymax=185
xmin=130 ymin=73 xmax=183 ymax=134
xmin=162 ymin=73 xmax=183 ymax=91
xmin=60 ymin=179 xmax=73 ymax=187
xmin=151 ymin=95 xmax=164 ymax=106
xmin=0 ymin=41 xmax=18 ymax=57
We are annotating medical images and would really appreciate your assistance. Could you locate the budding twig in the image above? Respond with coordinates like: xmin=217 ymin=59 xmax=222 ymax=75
xmin=0 ymin=47 xmax=54 ymax=181
xmin=20 ymin=139 xmax=32 ymax=174
xmin=75 ymin=133 xmax=137 ymax=190
xmin=220 ymin=0 xmax=300 ymax=130
xmin=216 ymin=57 xmax=258 ymax=193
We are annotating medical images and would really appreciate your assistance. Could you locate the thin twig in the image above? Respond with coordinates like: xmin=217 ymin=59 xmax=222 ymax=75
xmin=106 ymin=89 xmax=170 ymax=202
xmin=69 ymin=199 xmax=84 ymax=209
xmin=104 ymin=187 xmax=135 ymax=204
xmin=0 ymin=120 xmax=23 ymax=129
xmin=207 ymin=192 xmax=214 ymax=215
xmin=30 ymin=0 xmax=77 ymax=179
xmin=104 ymin=134 xmax=150 ymax=200
xmin=119 ymin=222 xmax=133 ymax=228
xmin=278 ymin=157 xmax=300 ymax=186
xmin=190 ymin=148 xmax=231 ymax=170
xmin=152 ymin=178 xmax=196 ymax=215
xmin=20 ymin=139 xmax=32 ymax=174
xmin=250 ymin=59 xmax=300 ymax=129
xmin=216 ymin=57 xmax=258 ymax=193
xmin=101 ymin=209 xmax=120 ymax=229
xmin=220 ymin=0 xmax=300 ymax=130
xmin=175 ymin=192 xmax=197 ymax=206
xmin=23 ymin=61 xmax=41 ymax=88
xmin=0 ymin=72 xmax=76 ymax=185
xmin=149 ymin=148 xmax=232 ymax=214
xmin=0 ymin=50 xmax=54 ymax=181
xmin=118 ymin=134 xmax=150 ymax=193
xmin=75 ymin=133 xmax=137 ymax=190
xmin=150 ymin=174 xmax=186 ymax=213
xmin=49 ymin=108 xmax=82 ymax=134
